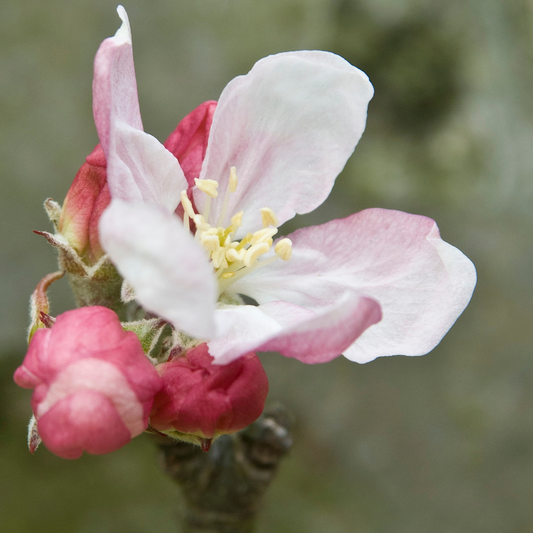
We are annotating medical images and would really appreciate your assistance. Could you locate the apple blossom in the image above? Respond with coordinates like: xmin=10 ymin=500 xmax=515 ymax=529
xmin=95 ymin=6 xmax=476 ymax=367
xmin=14 ymin=306 xmax=162 ymax=459
xmin=150 ymin=343 xmax=269 ymax=451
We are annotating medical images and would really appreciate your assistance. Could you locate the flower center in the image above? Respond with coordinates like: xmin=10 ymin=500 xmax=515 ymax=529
xmin=180 ymin=167 xmax=292 ymax=297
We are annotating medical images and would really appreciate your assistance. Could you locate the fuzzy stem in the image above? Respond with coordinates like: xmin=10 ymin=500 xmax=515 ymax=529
xmin=155 ymin=406 xmax=292 ymax=532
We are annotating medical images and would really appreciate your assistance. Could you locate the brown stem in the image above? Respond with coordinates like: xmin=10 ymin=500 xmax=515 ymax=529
xmin=156 ymin=406 xmax=292 ymax=533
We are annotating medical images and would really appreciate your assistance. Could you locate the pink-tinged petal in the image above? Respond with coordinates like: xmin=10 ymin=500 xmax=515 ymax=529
xmin=164 ymin=101 xmax=217 ymax=186
xmin=42 ymin=306 xmax=130 ymax=376
xmin=14 ymin=328 xmax=52 ymax=388
xmin=108 ymin=122 xmax=187 ymax=211
xmin=36 ymin=359 xmax=145 ymax=437
xmin=150 ymin=343 xmax=268 ymax=438
xmin=259 ymin=295 xmax=382 ymax=364
xmin=37 ymin=391 xmax=132 ymax=459
xmin=92 ymin=6 xmax=142 ymax=155
xmin=230 ymin=208 xmax=476 ymax=363
xmin=195 ymin=51 xmax=373 ymax=233
xmin=209 ymin=292 xmax=381 ymax=365
xmin=14 ymin=361 xmax=42 ymax=389
xmin=93 ymin=7 xmax=186 ymax=211
xmin=59 ymin=144 xmax=109 ymax=263
xmin=99 ymin=200 xmax=217 ymax=338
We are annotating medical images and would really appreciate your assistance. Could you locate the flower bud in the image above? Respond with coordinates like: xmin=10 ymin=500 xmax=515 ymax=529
xmin=164 ymin=101 xmax=217 ymax=186
xmin=149 ymin=343 xmax=268 ymax=447
xmin=58 ymin=144 xmax=110 ymax=264
xmin=14 ymin=306 xmax=162 ymax=459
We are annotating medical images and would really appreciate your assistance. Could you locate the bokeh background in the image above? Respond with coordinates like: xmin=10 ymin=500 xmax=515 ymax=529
xmin=1 ymin=0 xmax=532 ymax=531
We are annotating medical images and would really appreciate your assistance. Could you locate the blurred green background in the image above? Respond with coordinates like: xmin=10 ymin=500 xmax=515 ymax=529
xmin=1 ymin=0 xmax=532 ymax=531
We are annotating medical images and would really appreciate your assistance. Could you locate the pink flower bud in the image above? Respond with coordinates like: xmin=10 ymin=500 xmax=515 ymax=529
xmin=164 ymin=100 xmax=217 ymax=186
xmin=58 ymin=144 xmax=110 ymax=264
xmin=14 ymin=306 xmax=162 ymax=459
xmin=150 ymin=343 xmax=268 ymax=445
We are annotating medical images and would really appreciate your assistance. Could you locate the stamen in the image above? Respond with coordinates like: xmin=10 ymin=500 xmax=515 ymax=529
xmin=211 ymin=248 xmax=228 ymax=269
xmin=260 ymin=207 xmax=279 ymax=228
xmin=275 ymin=238 xmax=293 ymax=260
xmin=203 ymin=195 xmax=212 ymax=221
xmin=231 ymin=211 xmax=243 ymax=229
xmin=200 ymin=234 xmax=220 ymax=253
xmin=226 ymin=248 xmax=245 ymax=263
xmin=190 ymin=167 xmax=292 ymax=297
xmin=244 ymin=243 xmax=270 ymax=267
xmin=229 ymin=166 xmax=238 ymax=193
xmin=194 ymin=179 xmax=219 ymax=198
xmin=193 ymin=214 xmax=211 ymax=232
xmin=180 ymin=190 xmax=196 ymax=218
xmin=217 ymin=167 xmax=239 ymax=227
xmin=236 ymin=233 xmax=253 ymax=251
xmin=252 ymin=227 xmax=278 ymax=245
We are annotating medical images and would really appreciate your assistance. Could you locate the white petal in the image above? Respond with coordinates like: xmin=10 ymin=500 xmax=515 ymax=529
xmin=99 ymin=200 xmax=217 ymax=338
xmin=228 ymin=208 xmax=476 ymax=363
xmin=107 ymin=122 xmax=186 ymax=211
xmin=195 ymin=51 xmax=373 ymax=233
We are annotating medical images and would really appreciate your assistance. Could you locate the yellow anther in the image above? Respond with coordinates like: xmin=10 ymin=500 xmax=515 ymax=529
xmin=260 ymin=207 xmax=279 ymax=228
xmin=231 ymin=211 xmax=244 ymax=229
xmin=252 ymin=227 xmax=278 ymax=245
xmin=212 ymin=248 xmax=228 ymax=269
xmin=221 ymin=272 xmax=236 ymax=280
xmin=236 ymin=233 xmax=253 ymax=251
xmin=226 ymin=248 xmax=245 ymax=263
xmin=275 ymin=238 xmax=293 ymax=261
xmin=194 ymin=178 xmax=219 ymax=198
xmin=193 ymin=214 xmax=211 ymax=231
xmin=229 ymin=166 xmax=238 ymax=193
xmin=180 ymin=190 xmax=195 ymax=218
xmin=200 ymin=234 xmax=220 ymax=253
xmin=244 ymin=243 xmax=270 ymax=267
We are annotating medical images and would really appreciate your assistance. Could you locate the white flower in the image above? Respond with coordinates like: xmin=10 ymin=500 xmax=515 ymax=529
xmin=97 ymin=6 xmax=476 ymax=365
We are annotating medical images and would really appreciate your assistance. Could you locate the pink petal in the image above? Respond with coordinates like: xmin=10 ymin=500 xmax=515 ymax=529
xmin=164 ymin=101 xmax=217 ymax=186
xmin=92 ymin=6 xmax=142 ymax=156
xmin=37 ymin=391 xmax=132 ymax=459
xmin=99 ymin=200 xmax=217 ymax=338
xmin=208 ymin=292 xmax=381 ymax=365
xmin=195 ymin=51 xmax=373 ymax=234
xmin=40 ymin=306 xmax=130 ymax=378
xmin=93 ymin=7 xmax=186 ymax=211
xmin=229 ymin=208 xmax=476 ymax=363
xmin=36 ymin=358 xmax=145 ymax=436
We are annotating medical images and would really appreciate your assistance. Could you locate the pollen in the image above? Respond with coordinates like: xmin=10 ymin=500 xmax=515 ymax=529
xmin=189 ymin=166 xmax=293 ymax=296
